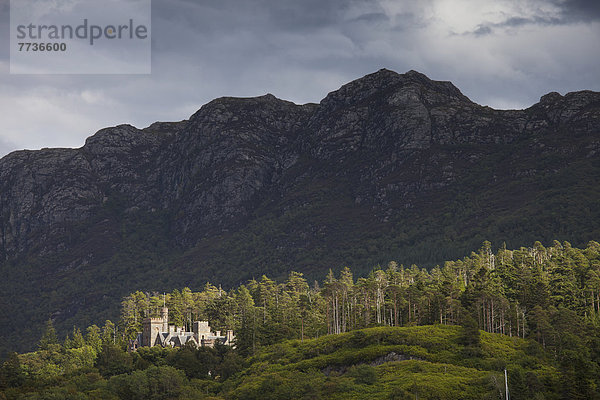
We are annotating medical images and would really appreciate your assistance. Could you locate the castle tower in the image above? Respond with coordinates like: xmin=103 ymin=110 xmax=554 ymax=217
xmin=161 ymin=307 xmax=169 ymax=332
xmin=193 ymin=321 xmax=211 ymax=342
xmin=142 ymin=317 xmax=164 ymax=347
xmin=226 ymin=330 xmax=235 ymax=346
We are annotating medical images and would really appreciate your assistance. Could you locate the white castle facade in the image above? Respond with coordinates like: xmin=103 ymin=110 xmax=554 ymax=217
xmin=129 ymin=306 xmax=234 ymax=351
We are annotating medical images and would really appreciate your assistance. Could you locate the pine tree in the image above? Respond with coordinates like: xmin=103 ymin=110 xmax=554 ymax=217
xmin=459 ymin=308 xmax=481 ymax=357
xmin=38 ymin=319 xmax=59 ymax=351
xmin=102 ymin=320 xmax=116 ymax=345
xmin=233 ymin=285 xmax=256 ymax=356
xmin=86 ymin=325 xmax=103 ymax=353
xmin=0 ymin=352 xmax=25 ymax=388
xmin=70 ymin=327 xmax=86 ymax=348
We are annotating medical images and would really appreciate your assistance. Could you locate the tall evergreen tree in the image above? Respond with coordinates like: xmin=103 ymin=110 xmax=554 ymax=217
xmin=38 ymin=319 xmax=59 ymax=350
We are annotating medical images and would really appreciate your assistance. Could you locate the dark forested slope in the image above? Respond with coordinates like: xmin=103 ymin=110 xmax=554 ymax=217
xmin=0 ymin=69 xmax=599 ymax=354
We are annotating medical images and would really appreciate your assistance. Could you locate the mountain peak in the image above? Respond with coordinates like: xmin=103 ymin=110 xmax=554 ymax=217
xmin=319 ymin=68 xmax=470 ymax=111
xmin=540 ymin=91 xmax=563 ymax=104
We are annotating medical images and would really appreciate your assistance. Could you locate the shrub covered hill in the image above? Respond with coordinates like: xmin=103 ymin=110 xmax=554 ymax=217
xmin=3 ymin=241 xmax=600 ymax=398
xmin=0 ymin=69 xmax=599 ymax=354
xmin=0 ymin=325 xmax=576 ymax=399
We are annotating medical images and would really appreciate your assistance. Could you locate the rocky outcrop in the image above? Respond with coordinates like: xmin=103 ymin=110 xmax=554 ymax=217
xmin=322 ymin=351 xmax=424 ymax=376
xmin=3 ymin=68 xmax=600 ymax=258
xmin=2 ymin=68 xmax=600 ymax=259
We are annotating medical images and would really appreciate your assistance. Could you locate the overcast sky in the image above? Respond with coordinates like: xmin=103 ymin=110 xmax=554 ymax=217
xmin=0 ymin=0 xmax=599 ymax=157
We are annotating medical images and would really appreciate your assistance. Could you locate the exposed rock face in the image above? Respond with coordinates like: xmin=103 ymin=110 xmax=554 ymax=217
xmin=0 ymin=69 xmax=599 ymax=353
xmin=163 ymin=94 xmax=316 ymax=242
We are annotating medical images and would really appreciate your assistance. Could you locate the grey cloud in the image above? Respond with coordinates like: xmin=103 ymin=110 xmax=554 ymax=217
xmin=152 ymin=0 xmax=366 ymax=36
xmin=464 ymin=0 xmax=600 ymax=37
xmin=0 ymin=136 xmax=17 ymax=157
xmin=391 ymin=12 xmax=427 ymax=31
xmin=262 ymin=0 xmax=357 ymax=31
xmin=503 ymin=16 xmax=548 ymax=27
xmin=0 ymin=0 xmax=8 ymax=64
xmin=556 ymin=0 xmax=600 ymax=22
xmin=348 ymin=12 xmax=389 ymax=24
xmin=468 ymin=15 xmax=564 ymax=37
xmin=472 ymin=25 xmax=493 ymax=36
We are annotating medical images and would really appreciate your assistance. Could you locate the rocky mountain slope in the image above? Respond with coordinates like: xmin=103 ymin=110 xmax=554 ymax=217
xmin=1 ymin=69 xmax=599 ymax=354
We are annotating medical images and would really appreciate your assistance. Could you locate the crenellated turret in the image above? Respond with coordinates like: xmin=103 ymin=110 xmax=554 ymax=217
xmin=161 ymin=307 xmax=168 ymax=332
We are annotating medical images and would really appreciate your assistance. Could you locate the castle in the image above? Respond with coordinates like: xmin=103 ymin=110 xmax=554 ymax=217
xmin=129 ymin=306 xmax=234 ymax=351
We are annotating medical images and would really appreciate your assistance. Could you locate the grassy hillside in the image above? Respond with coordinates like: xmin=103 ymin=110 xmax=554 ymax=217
xmin=1 ymin=325 xmax=562 ymax=399
xmin=224 ymin=325 xmax=558 ymax=400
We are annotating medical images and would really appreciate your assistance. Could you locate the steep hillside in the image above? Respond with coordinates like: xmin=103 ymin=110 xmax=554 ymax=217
xmin=0 ymin=69 xmax=599 ymax=354
xmin=225 ymin=325 xmax=558 ymax=400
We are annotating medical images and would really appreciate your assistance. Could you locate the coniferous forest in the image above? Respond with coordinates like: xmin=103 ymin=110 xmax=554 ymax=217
xmin=2 ymin=240 xmax=600 ymax=399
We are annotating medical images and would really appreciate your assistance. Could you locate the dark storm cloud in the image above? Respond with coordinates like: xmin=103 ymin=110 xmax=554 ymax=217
xmin=148 ymin=0 xmax=402 ymax=91
xmin=468 ymin=0 xmax=600 ymax=36
xmin=149 ymin=0 xmax=386 ymax=67
xmin=503 ymin=16 xmax=562 ymax=27
xmin=348 ymin=12 xmax=389 ymax=24
xmin=0 ymin=0 xmax=8 ymax=64
xmin=149 ymin=0 xmax=393 ymax=59
xmin=470 ymin=16 xmax=562 ymax=36
xmin=558 ymin=0 xmax=600 ymax=22
xmin=152 ymin=0 xmax=370 ymax=35
xmin=472 ymin=25 xmax=492 ymax=37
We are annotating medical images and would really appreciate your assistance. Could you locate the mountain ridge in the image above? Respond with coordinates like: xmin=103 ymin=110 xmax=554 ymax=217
xmin=0 ymin=69 xmax=599 ymax=354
